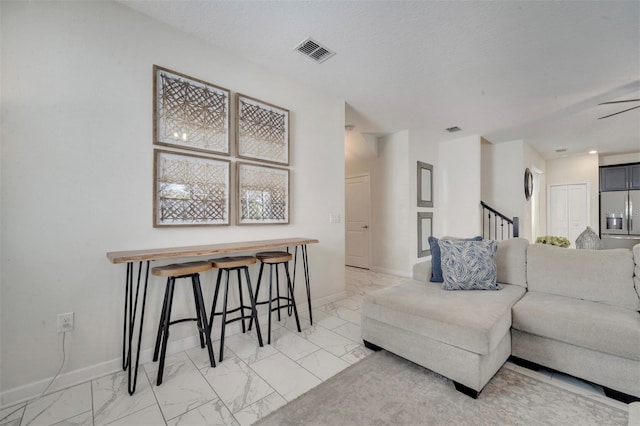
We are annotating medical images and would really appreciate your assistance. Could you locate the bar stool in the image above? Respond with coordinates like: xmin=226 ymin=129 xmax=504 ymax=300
xmin=151 ymin=261 xmax=215 ymax=386
xmin=249 ymin=251 xmax=301 ymax=344
xmin=209 ymin=256 xmax=264 ymax=362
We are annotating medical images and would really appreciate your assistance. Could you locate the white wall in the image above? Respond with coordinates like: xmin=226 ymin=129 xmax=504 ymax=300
xmin=345 ymin=131 xmax=378 ymax=176
xmin=370 ymin=131 xmax=411 ymax=276
xmin=481 ymin=139 xmax=546 ymax=242
xmin=545 ymin=154 xmax=600 ymax=234
xmin=600 ymin=152 xmax=640 ymax=166
xmin=439 ymin=135 xmax=482 ymax=237
xmin=523 ymin=142 xmax=546 ymax=240
xmin=1 ymin=1 xmax=345 ymax=402
xmin=481 ymin=140 xmax=523 ymax=220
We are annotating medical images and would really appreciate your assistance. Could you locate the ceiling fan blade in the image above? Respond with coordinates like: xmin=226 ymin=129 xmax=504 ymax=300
xmin=598 ymin=99 xmax=640 ymax=105
xmin=598 ymin=105 xmax=640 ymax=119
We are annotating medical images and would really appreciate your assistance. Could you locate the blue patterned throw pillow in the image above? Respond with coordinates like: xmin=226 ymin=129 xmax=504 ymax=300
xmin=438 ymin=239 xmax=501 ymax=290
xmin=428 ymin=235 xmax=482 ymax=282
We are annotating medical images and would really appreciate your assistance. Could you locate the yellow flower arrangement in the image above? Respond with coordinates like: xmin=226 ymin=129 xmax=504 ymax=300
xmin=535 ymin=236 xmax=570 ymax=248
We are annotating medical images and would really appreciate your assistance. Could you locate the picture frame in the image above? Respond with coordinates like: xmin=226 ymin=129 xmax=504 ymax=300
xmin=417 ymin=161 xmax=433 ymax=207
xmin=153 ymin=65 xmax=230 ymax=156
xmin=236 ymin=93 xmax=290 ymax=165
xmin=153 ymin=149 xmax=230 ymax=227
xmin=237 ymin=162 xmax=290 ymax=225
xmin=417 ymin=212 xmax=433 ymax=257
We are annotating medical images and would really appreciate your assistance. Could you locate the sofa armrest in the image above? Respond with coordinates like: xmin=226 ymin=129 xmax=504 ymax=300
xmin=412 ymin=260 xmax=432 ymax=283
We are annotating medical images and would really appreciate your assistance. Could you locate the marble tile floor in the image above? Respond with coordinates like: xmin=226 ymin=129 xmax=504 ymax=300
xmin=0 ymin=267 xmax=628 ymax=426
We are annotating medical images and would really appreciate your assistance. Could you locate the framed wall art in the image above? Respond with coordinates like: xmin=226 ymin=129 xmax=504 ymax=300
xmin=153 ymin=149 xmax=230 ymax=227
xmin=236 ymin=93 xmax=289 ymax=165
xmin=417 ymin=212 xmax=433 ymax=257
xmin=417 ymin=161 xmax=433 ymax=207
xmin=154 ymin=65 xmax=230 ymax=155
xmin=237 ymin=162 xmax=289 ymax=225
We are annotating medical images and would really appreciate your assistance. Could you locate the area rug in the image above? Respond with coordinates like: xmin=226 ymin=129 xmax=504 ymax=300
xmin=256 ymin=350 xmax=628 ymax=426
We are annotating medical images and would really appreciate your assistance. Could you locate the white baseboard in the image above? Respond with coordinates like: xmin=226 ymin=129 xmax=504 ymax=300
xmin=370 ymin=266 xmax=411 ymax=278
xmin=0 ymin=334 xmax=202 ymax=409
xmin=0 ymin=290 xmax=348 ymax=409
xmin=309 ymin=291 xmax=349 ymax=307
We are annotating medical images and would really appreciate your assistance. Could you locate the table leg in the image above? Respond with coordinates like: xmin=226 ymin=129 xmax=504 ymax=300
xmin=302 ymin=245 xmax=312 ymax=325
xmin=292 ymin=245 xmax=313 ymax=325
xmin=122 ymin=261 xmax=150 ymax=395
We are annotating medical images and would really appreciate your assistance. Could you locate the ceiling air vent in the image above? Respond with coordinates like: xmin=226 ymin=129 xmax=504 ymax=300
xmin=446 ymin=126 xmax=462 ymax=133
xmin=294 ymin=37 xmax=336 ymax=64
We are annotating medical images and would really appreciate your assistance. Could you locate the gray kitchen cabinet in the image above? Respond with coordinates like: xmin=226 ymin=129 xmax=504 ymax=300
xmin=631 ymin=164 xmax=640 ymax=189
xmin=600 ymin=164 xmax=640 ymax=191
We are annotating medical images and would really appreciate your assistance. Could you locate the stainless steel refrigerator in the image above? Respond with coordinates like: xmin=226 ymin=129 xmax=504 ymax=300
xmin=600 ymin=190 xmax=640 ymax=248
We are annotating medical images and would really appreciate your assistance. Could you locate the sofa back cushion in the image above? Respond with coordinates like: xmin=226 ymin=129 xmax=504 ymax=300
xmin=527 ymin=243 xmax=639 ymax=311
xmin=496 ymin=238 xmax=528 ymax=288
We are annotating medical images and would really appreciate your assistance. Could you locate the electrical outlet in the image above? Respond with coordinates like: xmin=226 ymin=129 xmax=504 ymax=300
xmin=57 ymin=312 xmax=74 ymax=333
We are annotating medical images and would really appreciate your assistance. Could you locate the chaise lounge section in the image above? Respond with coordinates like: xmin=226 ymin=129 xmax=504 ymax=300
xmin=362 ymin=238 xmax=529 ymax=398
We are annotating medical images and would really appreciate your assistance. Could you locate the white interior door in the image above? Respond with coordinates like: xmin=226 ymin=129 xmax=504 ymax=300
xmin=567 ymin=184 xmax=588 ymax=244
xmin=345 ymin=175 xmax=371 ymax=269
xmin=548 ymin=183 xmax=588 ymax=247
xmin=549 ymin=186 xmax=568 ymax=238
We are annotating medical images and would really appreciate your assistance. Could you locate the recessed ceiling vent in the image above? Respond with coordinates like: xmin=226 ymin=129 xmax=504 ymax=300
xmin=294 ymin=37 xmax=336 ymax=64
xmin=555 ymin=148 xmax=567 ymax=153
xmin=446 ymin=126 xmax=462 ymax=133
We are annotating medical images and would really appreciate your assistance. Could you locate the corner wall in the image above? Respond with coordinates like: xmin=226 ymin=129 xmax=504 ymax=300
xmin=439 ymin=135 xmax=482 ymax=237
xmin=1 ymin=1 xmax=345 ymax=401
xmin=481 ymin=140 xmax=524 ymax=221
xmin=523 ymin=142 xmax=546 ymax=240
xmin=370 ymin=131 xmax=411 ymax=276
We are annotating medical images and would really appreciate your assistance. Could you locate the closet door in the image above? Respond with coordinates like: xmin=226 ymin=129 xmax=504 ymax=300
xmin=548 ymin=184 xmax=588 ymax=247
xmin=567 ymin=184 xmax=588 ymax=244
xmin=549 ymin=185 xmax=568 ymax=239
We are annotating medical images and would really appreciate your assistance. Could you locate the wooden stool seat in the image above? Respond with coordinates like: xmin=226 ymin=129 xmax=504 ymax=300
xmin=151 ymin=260 xmax=215 ymax=386
xmin=210 ymin=256 xmax=256 ymax=269
xmin=152 ymin=261 xmax=212 ymax=277
xmin=256 ymin=251 xmax=292 ymax=264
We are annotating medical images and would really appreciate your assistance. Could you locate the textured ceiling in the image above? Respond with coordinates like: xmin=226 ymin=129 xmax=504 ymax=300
xmin=122 ymin=0 xmax=640 ymax=159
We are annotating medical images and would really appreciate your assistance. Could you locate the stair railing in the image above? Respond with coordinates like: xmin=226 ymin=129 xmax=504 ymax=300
xmin=480 ymin=201 xmax=519 ymax=240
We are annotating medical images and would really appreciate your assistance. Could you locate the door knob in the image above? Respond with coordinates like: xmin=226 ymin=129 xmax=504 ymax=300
xmin=362 ymin=225 xmax=369 ymax=229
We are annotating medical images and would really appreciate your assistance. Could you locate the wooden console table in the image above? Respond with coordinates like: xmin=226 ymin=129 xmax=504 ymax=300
xmin=107 ymin=237 xmax=318 ymax=394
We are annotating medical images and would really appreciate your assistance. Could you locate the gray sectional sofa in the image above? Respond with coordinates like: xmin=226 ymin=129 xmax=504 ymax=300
xmin=361 ymin=238 xmax=640 ymax=400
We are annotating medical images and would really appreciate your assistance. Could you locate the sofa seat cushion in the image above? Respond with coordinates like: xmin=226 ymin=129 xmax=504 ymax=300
xmin=512 ymin=291 xmax=640 ymax=361
xmin=362 ymin=281 xmax=526 ymax=355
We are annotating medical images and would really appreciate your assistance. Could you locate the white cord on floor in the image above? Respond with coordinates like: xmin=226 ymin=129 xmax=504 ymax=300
xmin=41 ymin=331 xmax=67 ymax=396
xmin=0 ymin=332 xmax=67 ymax=423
